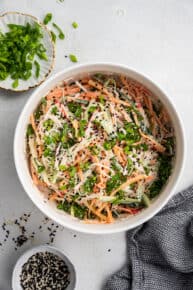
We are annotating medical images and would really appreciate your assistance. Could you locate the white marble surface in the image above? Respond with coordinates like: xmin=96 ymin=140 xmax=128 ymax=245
xmin=0 ymin=0 xmax=193 ymax=289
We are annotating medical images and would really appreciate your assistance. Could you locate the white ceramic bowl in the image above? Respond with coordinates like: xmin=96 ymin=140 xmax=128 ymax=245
xmin=12 ymin=245 xmax=76 ymax=290
xmin=14 ymin=63 xmax=185 ymax=234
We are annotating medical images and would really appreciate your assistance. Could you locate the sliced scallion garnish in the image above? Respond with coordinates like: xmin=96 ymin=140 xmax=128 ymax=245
xmin=43 ymin=13 xmax=52 ymax=25
xmin=69 ymin=54 xmax=78 ymax=63
xmin=34 ymin=61 xmax=40 ymax=78
xmin=72 ymin=22 xmax=78 ymax=29
xmin=52 ymin=23 xmax=65 ymax=39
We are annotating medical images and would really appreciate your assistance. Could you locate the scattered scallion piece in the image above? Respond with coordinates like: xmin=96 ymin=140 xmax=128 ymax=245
xmin=43 ymin=13 xmax=52 ymax=25
xmin=69 ymin=54 xmax=78 ymax=63
xmin=52 ymin=23 xmax=65 ymax=39
xmin=72 ymin=22 xmax=78 ymax=29
xmin=34 ymin=61 xmax=40 ymax=78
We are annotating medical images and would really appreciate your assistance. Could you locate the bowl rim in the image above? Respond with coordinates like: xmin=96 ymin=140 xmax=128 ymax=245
xmin=0 ymin=11 xmax=55 ymax=92
xmin=13 ymin=62 xmax=186 ymax=234
xmin=12 ymin=244 xmax=76 ymax=290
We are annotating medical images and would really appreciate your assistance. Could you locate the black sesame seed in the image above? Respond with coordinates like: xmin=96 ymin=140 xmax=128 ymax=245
xmin=20 ymin=252 xmax=70 ymax=289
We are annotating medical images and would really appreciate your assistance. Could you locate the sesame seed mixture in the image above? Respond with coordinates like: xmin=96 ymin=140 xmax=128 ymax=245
xmin=20 ymin=251 xmax=70 ymax=290
xmin=0 ymin=213 xmax=62 ymax=251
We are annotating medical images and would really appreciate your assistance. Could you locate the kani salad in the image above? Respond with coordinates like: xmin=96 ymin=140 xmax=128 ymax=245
xmin=26 ymin=73 xmax=175 ymax=223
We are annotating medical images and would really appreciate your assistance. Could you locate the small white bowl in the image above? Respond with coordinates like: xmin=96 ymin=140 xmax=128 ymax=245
xmin=14 ymin=63 xmax=185 ymax=234
xmin=12 ymin=245 xmax=76 ymax=290
xmin=0 ymin=12 xmax=55 ymax=92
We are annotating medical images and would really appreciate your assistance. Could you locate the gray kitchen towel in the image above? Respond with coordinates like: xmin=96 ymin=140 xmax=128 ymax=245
xmin=104 ymin=186 xmax=193 ymax=290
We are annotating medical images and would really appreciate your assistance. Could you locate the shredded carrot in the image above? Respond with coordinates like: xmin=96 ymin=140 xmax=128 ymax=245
xmin=49 ymin=192 xmax=58 ymax=201
xmin=30 ymin=160 xmax=45 ymax=187
xmin=83 ymin=201 xmax=107 ymax=221
xmin=120 ymin=75 xmax=129 ymax=88
xmin=110 ymin=174 xmax=154 ymax=196
xmin=105 ymin=204 xmax=114 ymax=223
xmin=119 ymin=107 xmax=132 ymax=122
xmin=77 ymin=167 xmax=84 ymax=182
xmin=30 ymin=114 xmax=37 ymax=133
xmin=88 ymin=79 xmax=132 ymax=107
xmin=113 ymin=145 xmax=127 ymax=166
xmin=139 ymin=130 xmax=165 ymax=153
xmin=46 ymin=88 xmax=64 ymax=100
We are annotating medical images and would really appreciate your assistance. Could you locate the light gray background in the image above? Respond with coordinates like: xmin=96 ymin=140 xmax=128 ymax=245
xmin=0 ymin=0 xmax=193 ymax=289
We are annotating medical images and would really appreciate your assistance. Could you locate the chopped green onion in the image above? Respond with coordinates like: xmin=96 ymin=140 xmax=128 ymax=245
xmin=26 ymin=124 xmax=34 ymax=137
xmin=50 ymin=31 xmax=56 ymax=43
xmin=37 ymin=52 xmax=48 ymax=61
xmin=43 ymin=13 xmax=52 ymax=25
xmin=59 ymin=164 xmax=67 ymax=171
xmin=89 ymin=145 xmax=100 ymax=155
xmin=51 ymin=106 xmax=58 ymax=115
xmin=67 ymin=102 xmax=82 ymax=118
xmin=37 ymin=165 xmax=45 ymax=173
xmin=69 ymin=54 xmax=78 ymax=63
xmin=99 ymin=95 xmax=105 ymax=105
xmin=34 ymin=61 xmax=40 ymax=78
xmin=83 ymin=175 xmax=97 ymax=193
xmin=142 ymin=193 xmax=151 ymax=207
xmin=79 ymin=120 xmax=87 ymax=137
xmin=72 ymin=22 xmax=78 ymax=29
xmin=57 ymin=201 xmax=71 ymax=212
xmin=41 ymin=97 xmax=47 ymax=105
xmin=52 ymin=23 xmax=65 ymax=39
xmin=43 ymin=119 xmax=54 ymax=130
xmin=144 ymin=166 xmax=150 ymax=175
xmin=12 ymin=79 xmax=19 ymax=88
xmin=127 ymin=158 xmax=134 ymax=175
xmin=68 ymin=166 xmax=77 ymax=177
xmin=103 ymin=139 xmax=116 ymax=150
xmin=44 ymin=135 xmax=53 ymax=145
xmin=106 ymin=173 xmax=126 ymax=193
xmin=80 ymin=161 xmax=90 ymax=172
xmin=71 ymin=204 xmax=86 ymax=219
xmin=43 ymin=148 xmax=53 ymax=157
xmin=59 ymin=185 xmax=67 ymax=190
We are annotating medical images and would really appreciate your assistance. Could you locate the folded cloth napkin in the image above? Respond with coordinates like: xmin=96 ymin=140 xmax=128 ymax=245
xmin=104 ymin=186 xmax=193 ymax=290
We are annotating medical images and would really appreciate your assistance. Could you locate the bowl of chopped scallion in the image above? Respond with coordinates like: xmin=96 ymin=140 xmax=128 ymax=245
xmin=0 ymin=12 xmax=55 ymax=91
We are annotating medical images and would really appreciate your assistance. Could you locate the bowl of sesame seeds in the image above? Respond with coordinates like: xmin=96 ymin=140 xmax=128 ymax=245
xmin=12 ymin=245 xmax=76 ymax=290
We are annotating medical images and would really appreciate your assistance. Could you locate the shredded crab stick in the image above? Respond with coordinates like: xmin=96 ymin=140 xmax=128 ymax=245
xmin=26 ymin=72 xmax=175 ymax=223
